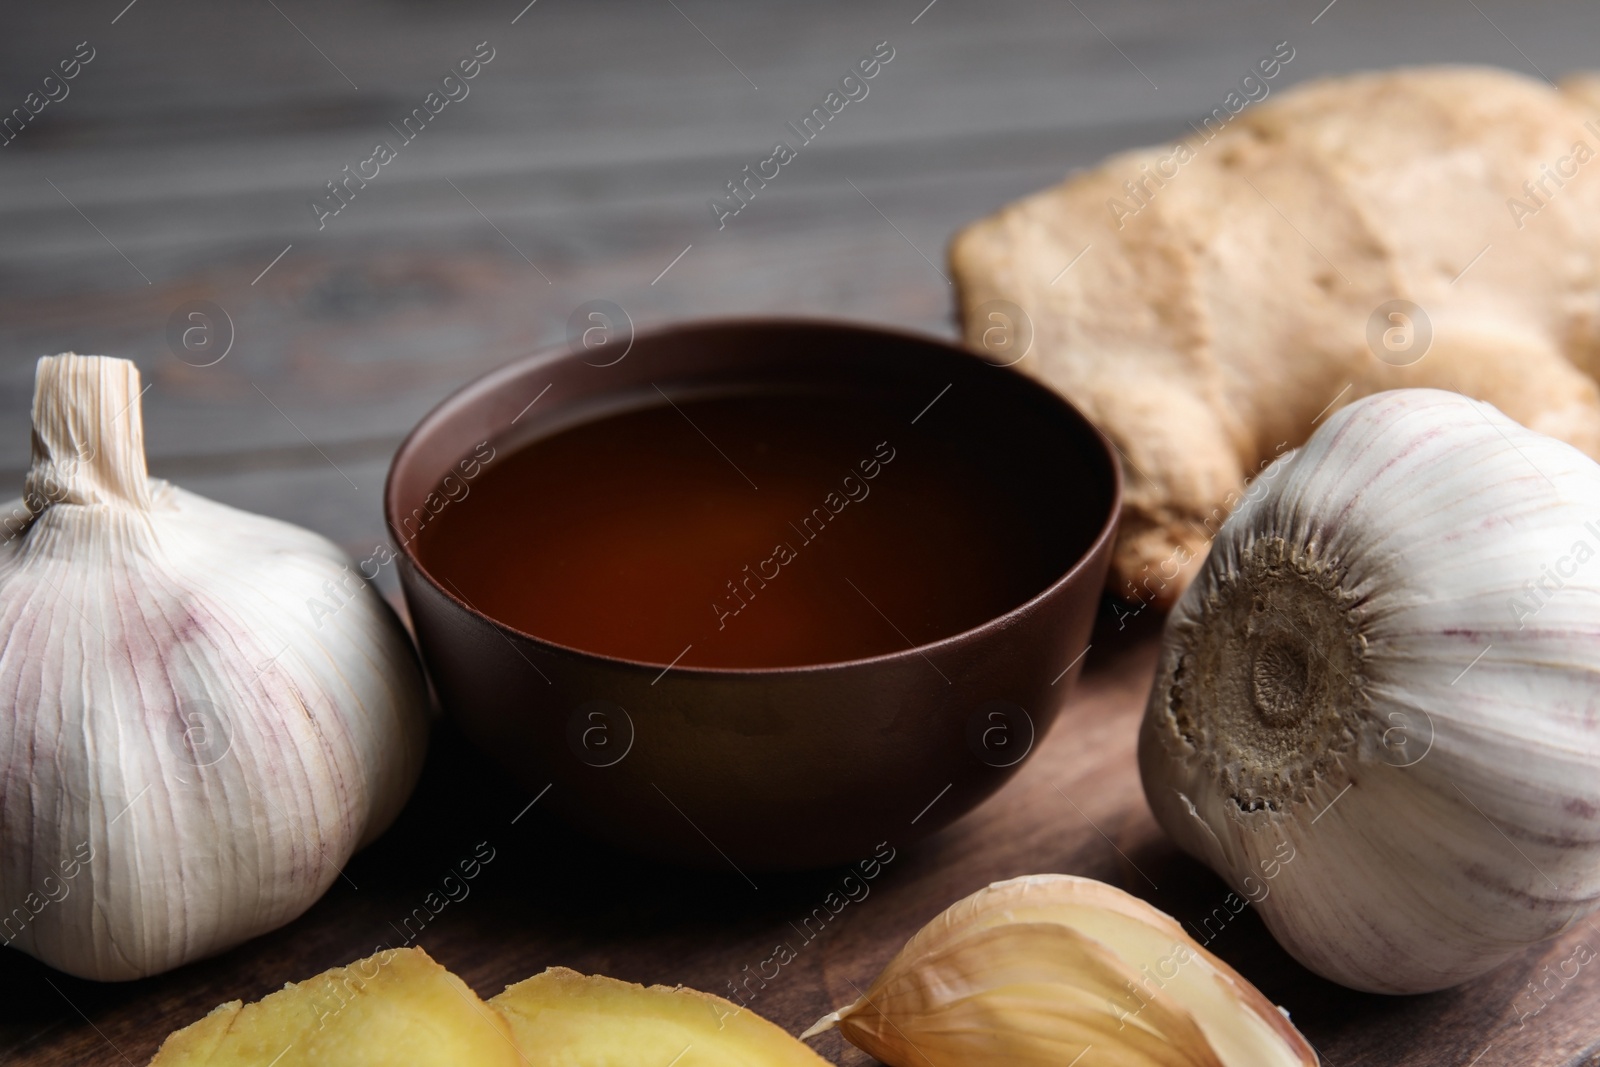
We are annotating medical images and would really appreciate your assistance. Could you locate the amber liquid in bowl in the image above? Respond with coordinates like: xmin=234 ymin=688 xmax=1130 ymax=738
xmin=415 ymin=389 xmax=1080 ymax=669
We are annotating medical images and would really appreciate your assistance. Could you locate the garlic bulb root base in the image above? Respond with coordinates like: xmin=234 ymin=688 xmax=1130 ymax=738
xmin=1164 ymin=535 xmax=1367 ymax=812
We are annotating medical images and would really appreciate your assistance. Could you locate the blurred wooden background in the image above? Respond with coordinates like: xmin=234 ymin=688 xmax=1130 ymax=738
xmin=3 ymin=0 xmax=1600 ymax=1063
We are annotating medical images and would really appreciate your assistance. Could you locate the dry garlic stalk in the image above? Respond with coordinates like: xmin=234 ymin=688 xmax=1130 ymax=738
xmin=804 ymin=874 xmax=1316 ymax=1066
xmin=1142 ymin=388 xmax=1600 ymax=994
xmin=0 ymin=354 xmax=428 ymax=980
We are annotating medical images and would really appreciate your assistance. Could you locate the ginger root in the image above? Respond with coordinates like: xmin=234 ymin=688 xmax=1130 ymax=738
xmin=952 ymin=66 xmax=1600 ymax=609
xmin=148 ymin=947 xmax=831 ymax=1067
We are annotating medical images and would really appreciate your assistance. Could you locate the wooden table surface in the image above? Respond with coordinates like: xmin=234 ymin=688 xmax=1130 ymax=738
xmin=4 ymin=0 xmax=1600 ymax=1063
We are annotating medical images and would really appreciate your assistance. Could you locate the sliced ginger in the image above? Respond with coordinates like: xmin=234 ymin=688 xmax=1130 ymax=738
xmin=148 ymin=948 xmax=828 ymax=1067
xmin=491 ymin=967 xmax=831 ymax=1067
xmin=148 ymin=947 xmax=524 ymax=1066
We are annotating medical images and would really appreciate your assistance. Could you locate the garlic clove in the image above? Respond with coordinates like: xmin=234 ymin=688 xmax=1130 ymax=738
xmin=0 ymin=354 xmax=429 ymax=980
xmin=805 ymin=874 xmax=1317 ymax=1067
xmin=1141 ymin=388 xmax=1600 ymax=993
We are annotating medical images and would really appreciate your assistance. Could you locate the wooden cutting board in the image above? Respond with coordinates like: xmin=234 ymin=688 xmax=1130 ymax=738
xmin=4 ymin=607 xmax=1596 ymax=1065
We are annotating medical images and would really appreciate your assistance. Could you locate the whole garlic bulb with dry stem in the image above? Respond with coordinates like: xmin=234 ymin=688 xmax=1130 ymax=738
xmin=0 ymin=354 xmax=428 ymax=981
xmin=805 ymin=874 xmax=1317 ymax=1066
xmin=1141 ymin=388 xmax=1600 ymax=994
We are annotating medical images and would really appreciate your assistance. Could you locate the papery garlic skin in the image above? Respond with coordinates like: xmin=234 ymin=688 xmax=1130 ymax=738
xmin=1141 ymin=388 xmax=1600 ymax=994
xmin=0 ymin=354 xmax=428 ymax=981
xmin=806 ymin=874 xmax=1316 ymax=1067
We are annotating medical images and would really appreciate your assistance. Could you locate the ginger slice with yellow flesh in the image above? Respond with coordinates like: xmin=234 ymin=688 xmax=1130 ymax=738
xmin=148 ymin=949 xmax=828 ymax=1067
xmin=490 ymin=967 xmax=832 ymax=1067
xmin=148 ymin=947 xmax=524 ymax=1067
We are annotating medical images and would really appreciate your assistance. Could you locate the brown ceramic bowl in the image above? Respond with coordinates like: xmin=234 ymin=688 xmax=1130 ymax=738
xmin=386 ymin=319 xmax=1119 ymax=871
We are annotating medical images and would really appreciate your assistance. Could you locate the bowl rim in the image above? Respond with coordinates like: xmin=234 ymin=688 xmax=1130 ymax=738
xmin=384 ymin=315 xmax=1123 ymax=677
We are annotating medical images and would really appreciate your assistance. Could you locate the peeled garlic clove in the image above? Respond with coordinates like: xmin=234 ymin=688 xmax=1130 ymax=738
xmin=0 ymin=354 xmax=429 ymax=980
xmin=805 ymin=874 xmax=1317 ymax=1067
xmin=1141 ymin=388 xmax=1600 ymax=994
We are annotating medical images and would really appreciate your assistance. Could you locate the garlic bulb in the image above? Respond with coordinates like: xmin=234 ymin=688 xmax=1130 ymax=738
xmin=0 ymin=354 xmax=428 ymax=980
xmin=804 ymin=874 xmax=1317 ymax=1066
xmin=1141 ymin=388 xmax=1600 ymax=994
